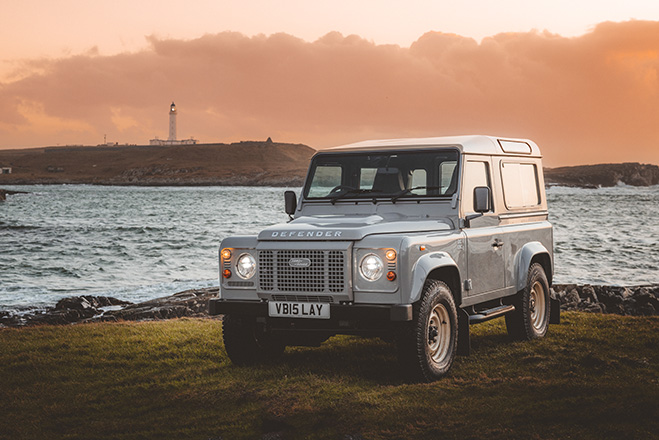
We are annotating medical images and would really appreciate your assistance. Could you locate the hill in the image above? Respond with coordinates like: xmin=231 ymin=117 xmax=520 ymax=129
xmin=0 ymin=141 xmax=315 ymax=186
xmin=544 ymin=162 xmax=659 ymax=188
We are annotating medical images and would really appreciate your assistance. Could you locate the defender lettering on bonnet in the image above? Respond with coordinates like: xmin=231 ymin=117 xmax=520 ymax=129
xmin=213 ymin=135 xmax=557 ymax=383
xmin=271 ymin=230 xmax=342 ymax=238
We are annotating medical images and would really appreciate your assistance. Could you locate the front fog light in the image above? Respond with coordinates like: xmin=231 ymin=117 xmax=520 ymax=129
xmin=360 ymin=253 xmax=384 ymax=281
xmin=236 ymin=253 xmax=256 ymax=279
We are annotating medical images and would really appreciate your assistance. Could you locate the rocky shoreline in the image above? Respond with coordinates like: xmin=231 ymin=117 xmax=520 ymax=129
xmin=1 ymin=284 xmax=657 ymax=328
xmin=0 ymin=188 xmax=28 ymax=201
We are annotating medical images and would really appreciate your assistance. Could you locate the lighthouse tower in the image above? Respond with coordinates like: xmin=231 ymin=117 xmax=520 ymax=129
xmin=168 ymin=102 xmax=177 ymax=141
xmin=149 ymin=102 xmax=197 ymax=145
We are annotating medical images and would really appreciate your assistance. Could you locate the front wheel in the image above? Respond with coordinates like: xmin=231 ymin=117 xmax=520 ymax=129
xmin=397 ymin=280 xmax=458 ymax=382
xmin=505 ymin=263 xmax=551 ymax=340
xmin=222 ymin=315 xmax=285 ymax=365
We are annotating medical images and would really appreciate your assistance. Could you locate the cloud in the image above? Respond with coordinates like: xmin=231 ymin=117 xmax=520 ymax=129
xmin=1 ymin=20 xmax=658 ymax=165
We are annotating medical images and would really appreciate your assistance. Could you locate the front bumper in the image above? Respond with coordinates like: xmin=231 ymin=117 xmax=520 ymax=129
xmin=209 ymin=298 xmax=412 ymax=322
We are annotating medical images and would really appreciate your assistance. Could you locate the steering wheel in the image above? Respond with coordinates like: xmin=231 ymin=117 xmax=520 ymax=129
xmin=329 ymin=185 xmax=355 ymax=195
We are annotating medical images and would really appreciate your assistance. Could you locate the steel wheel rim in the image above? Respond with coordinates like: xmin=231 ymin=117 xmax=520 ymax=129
xmin=530 ymin=281 xmax=546 ymax=331
xmin=427 ymin=303 xmax=451 ymax=364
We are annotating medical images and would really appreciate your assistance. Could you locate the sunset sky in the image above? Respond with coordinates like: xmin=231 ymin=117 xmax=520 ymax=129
xmin=1 ymin=1 xmax=659 ymax=166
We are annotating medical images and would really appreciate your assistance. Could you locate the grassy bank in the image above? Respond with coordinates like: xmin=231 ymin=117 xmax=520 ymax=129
xmin=1 ymin=312 xmax=657 ymax=440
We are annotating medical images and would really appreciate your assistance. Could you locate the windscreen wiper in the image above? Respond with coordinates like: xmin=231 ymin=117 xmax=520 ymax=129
xmin=329 ymin=189 xmax=375 ymax=204
xmin=391 ymin=186 xmax=442 ymax=203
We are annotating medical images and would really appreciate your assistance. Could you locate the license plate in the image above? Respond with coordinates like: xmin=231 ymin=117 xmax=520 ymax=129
xmin=268 ymin=302 xmax=330 ymax=319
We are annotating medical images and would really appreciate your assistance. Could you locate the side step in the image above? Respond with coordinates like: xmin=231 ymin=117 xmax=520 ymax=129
xmin=468 ymin=304 xmax=515 ymax=324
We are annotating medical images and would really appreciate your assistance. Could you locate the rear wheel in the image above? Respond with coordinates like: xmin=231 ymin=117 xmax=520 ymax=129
xmin=222 ymin=315 xmax=285 ymax=365
xmin=505 ymin=263 xmax=551 ymax=340
xmin=397 ymin=280 xmax=458 ymax=381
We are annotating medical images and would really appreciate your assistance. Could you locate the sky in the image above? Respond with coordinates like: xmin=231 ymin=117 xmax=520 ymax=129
xmin=1 ymin=1 xmax=659 ymax=166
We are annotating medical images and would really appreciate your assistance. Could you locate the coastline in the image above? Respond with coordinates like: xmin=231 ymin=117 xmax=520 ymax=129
xmin=2 ymin=283 xmax=657 ymax=328
xmin=1 ymin=142 xmax=657 ymax=188
xmin=0 ymin=141 xmax=315 ymax=187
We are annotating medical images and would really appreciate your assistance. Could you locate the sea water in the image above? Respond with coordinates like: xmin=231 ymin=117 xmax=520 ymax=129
xmin=1 ymin=184 xmax=657 ymax=311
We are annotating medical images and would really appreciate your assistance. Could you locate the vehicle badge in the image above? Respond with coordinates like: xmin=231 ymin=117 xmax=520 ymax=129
xmin=288 ymin=258 xmax=312 ymax=268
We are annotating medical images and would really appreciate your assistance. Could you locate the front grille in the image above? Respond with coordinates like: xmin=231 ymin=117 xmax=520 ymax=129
xmin=259 ymin=250 xmax=346 ymax=293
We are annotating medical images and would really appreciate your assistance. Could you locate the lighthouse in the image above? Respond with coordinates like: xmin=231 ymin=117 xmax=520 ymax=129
xmin=168 ymin=102 xmax=177 ymax=141
xmin=149 ymin=102 xmax=197 ymax=145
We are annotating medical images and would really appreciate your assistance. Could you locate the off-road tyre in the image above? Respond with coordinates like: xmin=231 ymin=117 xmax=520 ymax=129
xmin=222 ymin=314 xmax=285 ymax=365
xmin=505 ymin=263 xmax=551 ymax=341
xmin=397 ymin=280 xmax=458 ymax=382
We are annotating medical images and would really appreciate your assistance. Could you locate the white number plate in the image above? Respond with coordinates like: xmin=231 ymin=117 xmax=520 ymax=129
xmin=268 ymin=302 xmax=330 ymax=319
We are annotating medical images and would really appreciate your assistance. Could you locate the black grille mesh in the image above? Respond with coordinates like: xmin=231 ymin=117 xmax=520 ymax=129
xmin=258 ymin=250 xmax=345 ymax=293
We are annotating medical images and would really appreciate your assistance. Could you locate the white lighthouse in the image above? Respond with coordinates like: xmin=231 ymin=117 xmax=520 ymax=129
xmin=168 ymin=102 xmax=177 ymax=141
xmin=150 ymin=102 xmax=197 ymax=146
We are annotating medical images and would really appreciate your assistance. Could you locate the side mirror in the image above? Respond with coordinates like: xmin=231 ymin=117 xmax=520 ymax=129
xmin=473 ymin=186 xmax=491 ymax=213
xmin=284 ymin=191 xmax=297 ymax=216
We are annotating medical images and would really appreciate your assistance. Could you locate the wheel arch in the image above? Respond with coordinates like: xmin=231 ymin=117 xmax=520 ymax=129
xmin=514 ymin=242 xmax=553 ymax=292
xmin=409 ymin=252 xmax=462 ymax=307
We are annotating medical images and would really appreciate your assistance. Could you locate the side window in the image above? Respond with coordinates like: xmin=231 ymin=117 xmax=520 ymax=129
xmin=462 ymin=160 xmax=490 ymax=214
xmin=308 ymin=165 xmax=342 ymax=198
xmin=500 ymin=162 xmax=540 ymax=209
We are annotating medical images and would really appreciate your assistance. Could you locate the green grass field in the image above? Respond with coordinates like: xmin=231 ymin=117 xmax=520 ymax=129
xmin=1 ymin=312 xmax=657 ymax=440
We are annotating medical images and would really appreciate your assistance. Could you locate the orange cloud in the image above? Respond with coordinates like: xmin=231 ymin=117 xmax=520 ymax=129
xmin=1 ymin=20 xmax=658 ymax=166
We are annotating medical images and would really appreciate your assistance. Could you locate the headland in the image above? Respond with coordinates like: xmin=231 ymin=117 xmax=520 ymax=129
xmin=0 ymin=141 xmax=315 ymax=186
xmin=1 ymin=143 xmax=658 ymax=188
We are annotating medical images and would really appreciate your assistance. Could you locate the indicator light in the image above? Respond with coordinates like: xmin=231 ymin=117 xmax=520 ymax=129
xmin=385 ymin=249 xmax=397 ymax=261
xmin=386 ymin=271 xmax=397 ymax=281
xmin=221 ymin=249 xmax=232 ymax=260
xmin=222 ymin=269 xmax=232 ymax=279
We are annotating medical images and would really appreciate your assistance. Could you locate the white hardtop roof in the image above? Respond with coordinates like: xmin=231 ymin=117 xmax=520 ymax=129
xmin=320 ymin=135 xmax=541 ymax=157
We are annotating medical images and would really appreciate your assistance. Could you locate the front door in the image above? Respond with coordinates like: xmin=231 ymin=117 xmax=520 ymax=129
xmin=461 ymin=158 xmax=505 ymax=296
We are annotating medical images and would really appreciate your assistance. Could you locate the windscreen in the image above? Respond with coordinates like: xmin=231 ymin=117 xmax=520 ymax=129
xmin=304 ymin=149 xmax=460 ymax=201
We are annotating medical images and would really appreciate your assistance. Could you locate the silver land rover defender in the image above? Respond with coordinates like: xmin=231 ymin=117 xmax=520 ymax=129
xmin=210 ymin=135 xmax=559 ymax=381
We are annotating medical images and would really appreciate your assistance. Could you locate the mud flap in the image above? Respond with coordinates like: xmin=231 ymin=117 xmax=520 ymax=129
xmin=457 ymin=308 xmax=471 ymax=356
xmin=550 ymin=297 xmax=561 ymax=324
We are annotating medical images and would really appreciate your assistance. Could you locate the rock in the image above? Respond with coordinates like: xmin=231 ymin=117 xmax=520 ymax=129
xmin=581 ymin=285 xmax=598 ymax=303
xmin=0 ymin=188 xmax=28 ymax=201
xmin=580 ymin=303 xmax=604 ymax=314
xmin=55 ymin=296 xmax=95 ymax=311
xmin=562 ymin=288 xmax=581 ymax=310
xmin=92 ymin=287 xmax=219 ymax=323
xmin=554 ymin=283 xmax=659 ymax=316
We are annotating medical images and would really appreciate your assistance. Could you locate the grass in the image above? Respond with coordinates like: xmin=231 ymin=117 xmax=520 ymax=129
xmin=0 ymin=312 xmax=657 ymax=440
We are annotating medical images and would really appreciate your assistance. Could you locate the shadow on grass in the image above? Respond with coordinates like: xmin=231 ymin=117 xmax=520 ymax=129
xmin=236 ymin=335 xmax=405 ymax=385
xmin=224 ymin=321 xmax=519 ymax=386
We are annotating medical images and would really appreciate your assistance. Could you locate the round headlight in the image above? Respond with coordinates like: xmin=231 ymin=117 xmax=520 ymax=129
xmin=236 ymin=253 xmax=256 ymax=279
xmin=360 ymin=253 xmax=383 ymax=281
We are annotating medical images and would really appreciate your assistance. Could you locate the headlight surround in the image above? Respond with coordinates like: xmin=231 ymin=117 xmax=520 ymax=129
xmin=235 ymin=253 xmax=256 ymax=279
xmin=359 ymin=253 xmax=384 ymax=281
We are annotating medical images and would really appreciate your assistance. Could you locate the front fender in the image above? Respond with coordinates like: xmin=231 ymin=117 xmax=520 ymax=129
xmin=514 ymin=241 xmax=551 ymax=292
xmin=409 ymin=252 xmax=460 ymax=304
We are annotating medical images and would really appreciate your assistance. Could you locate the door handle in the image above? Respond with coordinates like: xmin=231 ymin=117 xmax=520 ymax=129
xmin=492 ymin=239 xmax=504 ymax=248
